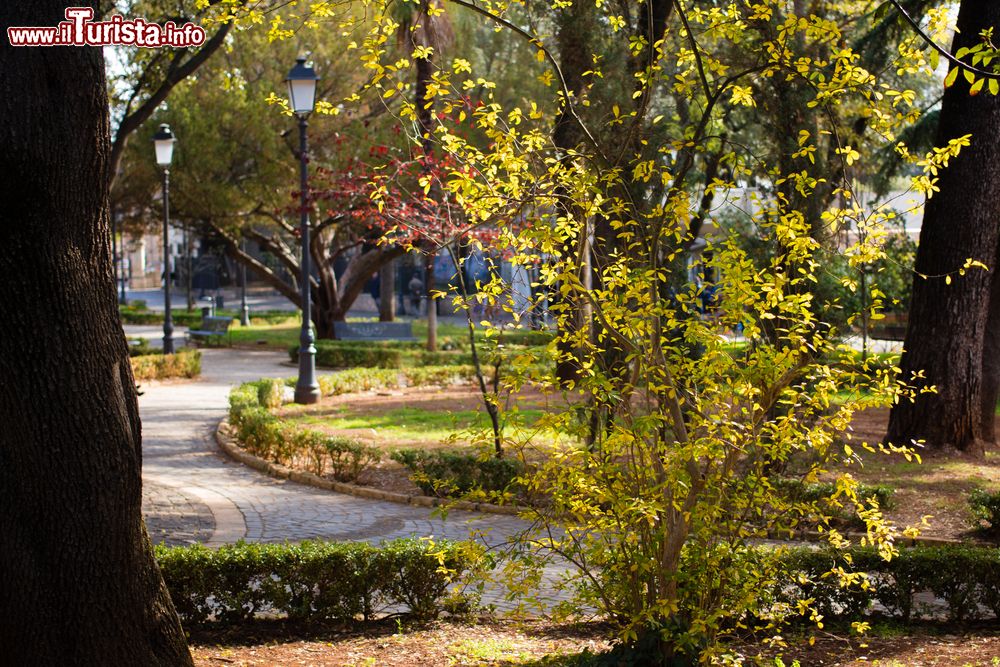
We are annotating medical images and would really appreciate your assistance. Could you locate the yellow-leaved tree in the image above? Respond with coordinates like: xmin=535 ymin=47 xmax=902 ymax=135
xmin=256 ymin=0 xmax=998 ymax=660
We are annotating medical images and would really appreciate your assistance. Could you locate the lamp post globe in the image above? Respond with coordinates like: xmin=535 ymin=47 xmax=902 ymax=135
xmin=286 ymin=57 xmax=321 ymax=404
xmin=153 ymin=123 xmax=176 ymax=354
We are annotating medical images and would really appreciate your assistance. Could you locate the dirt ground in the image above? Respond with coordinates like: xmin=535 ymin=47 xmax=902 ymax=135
xmin=834 ymin=409 xmax=1000 ymax=541
xmin=271 ymin=386 xmax=1000 ymax=542
xmin=190 ymin=620 xmax=1000 ymax=666
xmin=275 ymin=384 xmax=560 ymax=496
xmin=190 ymin=619 xmax=609 ymax=667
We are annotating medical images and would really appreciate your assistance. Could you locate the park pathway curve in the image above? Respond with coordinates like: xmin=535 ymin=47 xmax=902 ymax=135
xmin=139 ymin=348 xmax=529 ymax=550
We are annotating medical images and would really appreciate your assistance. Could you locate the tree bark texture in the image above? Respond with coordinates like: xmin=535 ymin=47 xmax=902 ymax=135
xmin=0 ymin=4 xmax=192 ymax=664
xmin=380 ymin=259 xmax=396 ymax=321
xmin=885 ymin=0 xmax=1000 ymax=456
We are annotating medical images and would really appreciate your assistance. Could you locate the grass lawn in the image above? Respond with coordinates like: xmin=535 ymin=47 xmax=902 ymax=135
xmin=228 ymin=316 xmax=301 ymax=348
xmin=227 ymin=317 xmax=550 ymax=350
xmin=288 ymin=405 xmax=550 ymax=447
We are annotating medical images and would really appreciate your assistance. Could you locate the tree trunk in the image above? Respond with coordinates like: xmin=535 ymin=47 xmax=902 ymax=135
xmin=0 ymin=5 xmax=192 ymax=664
xmin=425 ymin=251 xmax=438 ymax=351
xmin=885 ymin=0 xmax=1000 ymax=456
xmin=981 ymin=236 xmax=1000 ymax=441
xmin=380 ymin=260 xmax=396 ymax=321
xmin=552 ymin=0 xmax=596 ymax=386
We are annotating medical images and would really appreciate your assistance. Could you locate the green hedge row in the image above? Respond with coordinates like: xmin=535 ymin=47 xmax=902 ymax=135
xmin=770 ymin=478 xmax=895 ymax=529
xmin=228 ymin=380 xmax=381 ymax=481
xmin=315 ymin=366 xmax=478 ymax=396
xmin=391 ymin=448 xmax=525 ymax=499
xmin=120 ymin=304 xmax=291 ymax=327
xmin=780 ymin=545 xmax=1000 ymax=623
xmin=289 ymin=342 xmax=477 ymax=369
xmin=155 ymin=539 xmax=474 ymax=626
xmin=131 ymin=349 xmax=201 ymax=381
xmin=227 ymin=368 xmax=478 ymax=480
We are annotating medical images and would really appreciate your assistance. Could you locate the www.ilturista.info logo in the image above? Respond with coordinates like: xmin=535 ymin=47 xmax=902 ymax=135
xmin=7 ymin=8 xmax=206 ymax=48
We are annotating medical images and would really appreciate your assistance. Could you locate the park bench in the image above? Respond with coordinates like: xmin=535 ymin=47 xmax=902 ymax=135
xmin=187 ymin=315 xmax=233 ymax=346
xmin=868 ymin=312 xmax=908 ymax=342
xmin=332 ymin=321 xmax=418 ymax=342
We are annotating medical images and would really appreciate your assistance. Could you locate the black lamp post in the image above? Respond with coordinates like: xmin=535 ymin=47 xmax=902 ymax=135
xmin=240 ymin=237 xmax=251 ymax=327
xmin=112 ymin=208 xmax=125 ymax=304
xmin=287 ymin=56 xmax=321 ymax=404
xmin=153 ymin=123 xmax=176 ymax=353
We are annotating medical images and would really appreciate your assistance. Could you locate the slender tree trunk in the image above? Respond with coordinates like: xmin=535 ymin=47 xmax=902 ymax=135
xmin=425 ymin=251 xmax=438 ymax=351
xmin=414 ymin=43 xmax=439 ymax=351
xmin=885 ymin=0 xmax=1000 ymax=456
xmin=0 ymin=5 xmax=192 ymax=664
xmin=379 ymin=260 xmax=396 ymax=321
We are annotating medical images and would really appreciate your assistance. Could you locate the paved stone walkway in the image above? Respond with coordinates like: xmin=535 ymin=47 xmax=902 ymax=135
xmin=140 ymin=348 xmax=529 ymax=550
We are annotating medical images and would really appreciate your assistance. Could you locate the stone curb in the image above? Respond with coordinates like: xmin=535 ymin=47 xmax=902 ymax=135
xmin=215 ymin=423 xmax=994 ymax=549
xmin=215 ymin=420 xmax=523 ymax=516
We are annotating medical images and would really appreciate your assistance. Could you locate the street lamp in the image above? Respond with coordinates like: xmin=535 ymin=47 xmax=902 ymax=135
xmin=153 ymin=123 xmax=176 ymax=354
xmin=240 ymin=237 xmax=251 ymax=327
xmin=287 ymin=56 xmax=321 ymax=404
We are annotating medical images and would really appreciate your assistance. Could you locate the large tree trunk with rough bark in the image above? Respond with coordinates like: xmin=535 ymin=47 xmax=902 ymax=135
xmin=0 ymin=4 xmax=192 ymax=664
xmin=885 ymin=0 xmax=1000 ymax=456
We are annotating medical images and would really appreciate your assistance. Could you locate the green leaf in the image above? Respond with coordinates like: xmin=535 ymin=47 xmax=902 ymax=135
xmin=873 ymin=1 xmax=892 ymax=22
xmin=989 ymin=78 xmax=999 ymax=95
xmin=971 ymin=77 xmax=985 ymax=96
xmin=944 ymin=67 xmax=959 ymax=88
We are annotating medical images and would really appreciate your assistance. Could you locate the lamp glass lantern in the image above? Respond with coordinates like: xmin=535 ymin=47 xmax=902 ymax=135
xmin=153 ymin=124 xmax=176 ymax=167
xmin=285 ymin=57 xmax=319 ymax=115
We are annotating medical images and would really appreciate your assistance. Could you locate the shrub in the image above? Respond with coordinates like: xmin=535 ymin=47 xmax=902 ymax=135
xmin=390 ymin=448 xmax=524 ymax=498
xmin=291 ymin=429 xmax=381 ymax=481
xmin=227 ymin=381 xmax=381 ymax=481
xmin=969 ymin=488 xmax=1000 ymax=536
xmin=402 ymin=365 xmax=477 ymax=386
xmin=256 ymin=378 xmax=285 ymax=410
xmin=126 ymin=338 xmax=156 ymax=357
xmin=291 ymin=341 xmax=480 ymax=369
xmin=777 ymin=545 xmax=1000 ymax=624
xmin=317 ymin=368 xmax=402 ymax=396
xmin=312 ymin=366 xmax=476 ymax=397
xmin=323 ymin=436 xmax=382 ymax=481
xmin=771 ymin=478 xmax=895 ymax=527
xmin=130 ymin=349 xmax=201 ymax=381
xmin=153 ymin=538 xmax=476 ymax=626
xmin=292 ymin=342 xmax=405 ymax=369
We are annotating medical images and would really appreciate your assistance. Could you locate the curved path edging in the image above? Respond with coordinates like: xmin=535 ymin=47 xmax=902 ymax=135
xmin=214 ymin=421 xmax=983 ymax=549
xmin=215 ymin=420 xmax=525 ymax=517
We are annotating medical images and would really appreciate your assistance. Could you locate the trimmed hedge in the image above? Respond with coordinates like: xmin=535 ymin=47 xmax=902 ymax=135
xmin=291 ymin=343 xmax=405 ymax=369
xmin=228 ymin=380 xmax=381 ymax=481
xmin=390 ymin=448 xmax=524 ymax=498
xmin=315 ymin=366 xmax=477 ymax=396
xmin=130 ymin=349 xmax=201 ymax=381
xmin=779 ymin=545 xmax=1000 ymax=623
xmin=969 ymin=488 xmax=1000 ymax=536
xmin=121 ymin=303 xmax=292 ymax=327
xmin=771 ymin=478 xmax=895 ymax=510
xmin=290 ymin=341 xmax=478 ymax=369
xmin=155 ymin=538 xmax=475 ymax=626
